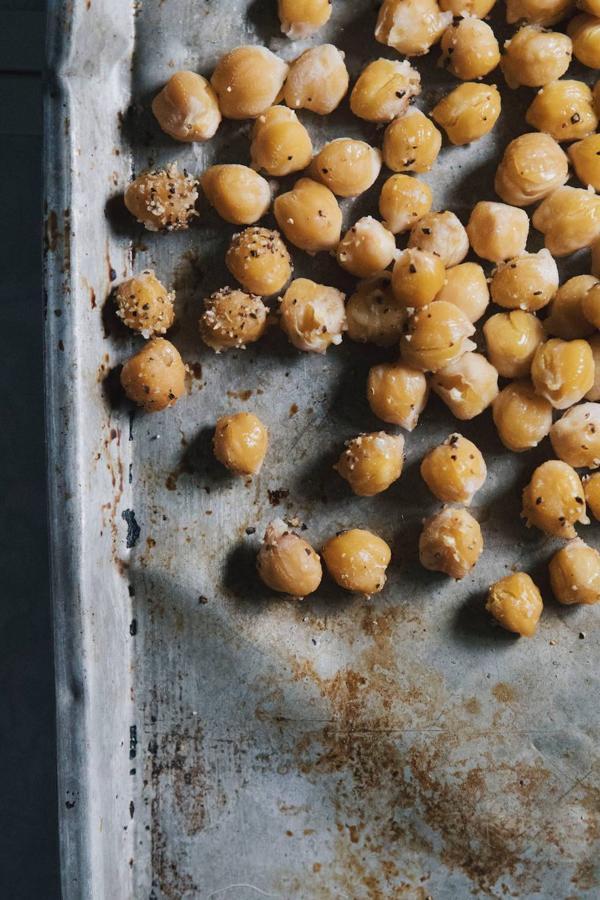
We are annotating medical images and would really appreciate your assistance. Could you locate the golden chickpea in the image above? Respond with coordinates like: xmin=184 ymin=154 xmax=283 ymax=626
xmin=440 ymin=0 xmax=496 ymax=14
xmin=335 ymin=432 xmax=405 ymax=496
xmin=379 ymin=174 xmax=433 ymax=235
xmin=383 ymin=109 xmax=442 ymax=174
xmin=310 ymin=139 xmax=381 ymax=198
xmin=568 ymin=134 xmax=600 ymax=192
xmin=592 ymin=236 xmax=600 ymax=277
xmin=346 ymin=274 xmax=406 ymax=347
xmin=350 ymin=59 xmax=421 ymax=123
xmin=201 ymin=165 xmax=271 ymax=225
xmin=367 ymin=361 xmax=430 ymax=430
xmin=250 ymin=107 xmax=313 ymax=177
xmin=421 ymin=433 xmax=486 ymax=505
xmin=274 ymin=177 xmax=342 ymax=254
xmin=569 ymin=13 xmax=600 ymax=67
xmin=501 ymin=27 xmax=572 ymax=89
xmin=322 ymin=529 xmax=392 ymax=596
xmin=490 ymin=250 xmax=559 ymax=312
xmin=375 ymin=0 xmax=452 ymax=56
xmin=279 ymin=278 xmax=346 ymax=353
xmin=467 ymin=201 xmax=529 ymax=264
xmin=213 ymin=412 xmax=268 ymax=475
xmin=151 ymin=71 xmax=221 ymax=142
xmin=549 ymin=540 xmax=600 ymax=605
xmin=484 ymin=311 xmax=546 ymax=378
xmin=199 ymin=288 xmax=268 ymax=352
xmin=493 ymin=380 xmax=553 ymax=452
xmin=506 ymin=0 xmax=575 ymax=25
xmin=431 ymin=352 xmax=499 ymax=420
xmin=257 ymin=521 xmax=322 ymax=597
xmin=124 ymin=164 xmax=198 ymax=232
xmin=391 ymin=248 xmax=446 ymax=308
xmin=431 ymin=83 xmax=501 ymax=146
xmin=494 ymin=132 xmax=569 ymax=207
xmin=336 ymin=218 xmax=397 ymax=279
xmin=440 ymin=19 xmax=500 ymax=81
xmin=210 ymin=46 xmax=288 ymax=119
xmin=226 ymin=227 xmax=292 ymax=296
xmin=419 ymin=507 xmax=483 ymax=580
xmin=485 ymin=573 xmax=543 ymax=638
xmin=580 ymin=0 xmax=600 ymax=13
xmin=532 ymin=186 xmax=600 ymax=256
xmin=120 ymin=338 xmax=186 ymax=413
xmin=550 ymin=402 xmax=600 ymax=468
xmin=526 ymin=80 xmax=598 ymax=141
xmin=582 ymin=281 xmax=600 ymax=328
xmin=283 ymin=45 xmax=349 ymax=115
xmin=434 ymin=263 xmax=489 ymax=323
xmin=114 ymin=270 xmax=175 ymax=337
xmin=585 ymin=334 xmax=600 ymax=400
xmin=408 ymin=211 xmax=469 ymax=267
xmin=532 ymin=338 xmax=595 ymax=409
xmin=584 ymin=470 xmax=600 ymax=517
xmin=522 ymin=459 xmax=589 ymax=537
xmin=278 ymin=0 xmax=332 ymax=38
xmin=545 ymin=275 xmax=597 ymax=339
xmin=401 ymin=301 xmax=476 ymax=372
xmin=595 ymin=78 xmax=600 ymax=115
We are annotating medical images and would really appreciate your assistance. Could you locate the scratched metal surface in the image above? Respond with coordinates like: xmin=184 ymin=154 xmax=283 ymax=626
xmin=45 ymin=0 xmax=600 ymax=898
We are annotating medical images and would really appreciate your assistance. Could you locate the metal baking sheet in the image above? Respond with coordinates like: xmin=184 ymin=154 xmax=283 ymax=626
xmin=45 ymin=1 xmax=600 ymax=897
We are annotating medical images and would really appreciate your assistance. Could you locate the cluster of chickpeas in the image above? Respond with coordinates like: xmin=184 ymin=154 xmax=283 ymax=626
xmin=114 ymin=0 xmax=600 ymax=628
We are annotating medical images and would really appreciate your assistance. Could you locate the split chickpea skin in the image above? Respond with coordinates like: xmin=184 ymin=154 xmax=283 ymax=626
xmin=346 ymin=274 xmax=406 ymax=347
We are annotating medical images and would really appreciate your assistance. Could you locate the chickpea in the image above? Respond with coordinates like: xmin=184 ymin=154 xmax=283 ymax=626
xmin=375 ymin=0 xmax=452 ymax=56
xmin=569 ymin=13 xmax=600 ymax=67
xmin=466 ymin=202 xmax=529 ymax=264
xmin=505 ymin=0 xmax=575 ymax=25
xmin=151 ymin=71 xmax=221 ymax=142
xmin=421 ymin=433 xmax=486 ymax=505
xmin=585 ymin=334 xmax=600 ymax=400
xmin=400 ymin=301 xmax=476 ymax=372
xmin=383 ymin=109 xmax=442 ymax=174
xmin=336 ymin=218 xmax=397 ymax=279
xmin=550 ymin=402 xmax=600 ymax=469
xmin=584 ymin=470 xmax=600 ymax=517
xmin=434 ymin=263 xmax=489 ymax=323
xmin=408 ymin=211 xmax=469 ymax=267
xmin=124 ymin=164 xmax=198 ymax=232
xmin=501 ymin=27 xmax=572 ymax=89
xmin=549 ymin=540 xmax=600 ymax=605
xmin=532 ymin=187 xmax=600 ymax=256
xmin=580 ymin=0 xmax=600 ymax=13
xmin=213 ymin=412 xmax=268 ymax=475
xmin=322 ymin=529 xmax=392 ymax=596
xmin=379 ymin=174 xmax=433 ymax=235
xmin=350 ymin=59 xmax=421 ymax=123
xmin=279 ymin=278 xmax=346 ymax=353
xmin=526 ymin=80 xmax=598 ymax=142
xmin=346 ymin=273 xmax=407 ymax=347
xmin=278 ymin=0 xmax=332 ymax=38
xmin=114 ymin=270 xmax=175 ymax=337
xmin=199 ymin=288 xmax=268 ymax=352
xmin=595 ymin=78 xmax=600 ymax=116
xmin=367 ymin=360 xmax=430 ymax=431
xmin=582 ymin=281 xmax=600 ymax=328
xmin=489 ymin=250 xmax=559 ymax=312
xmin=210 ymin=46 xmax=288 ymax=119
xmin=494 ymin=133 xmax=569 ymax=207
xmin=283 ymin=44 xmax=349 ymax=115
xmin=335 ymin=432 xmax=405 ymax=496
xmin=545 ymin=275 xmax=597 ymax=339
xmin=310 ymin=139 xmax=381 ymax=198
xmin=568 ymin=134 xmax=600 ymax=192
xmin=120 ymin=338 xmax=186 ymax=413
xmin=531 ymin=338 xmax=595 ymax=408
xmin=485 ymin=573 xmax=543 ymax=638
xmin=273 ymin=177 xmax=342 ymax=254
xmin=439 ymin=19 xmax=500 ymax=81
xmin=419 ymin=507 xmax=483 ymax=580
xmin=484 ymin=311 xmax=546 ymax=378
xmin=431 ymin=352 xmax=499 ymax=420
xmin=201 ymin=165 xmax=271 ymax=225
xmin=593 ymin=236 xmax=600 ymax=278
xmin=522 ymin=459 xmax=589 ymax=537
xmin=391 ymin=248 xmax=446 ymax=308
xmin=492 ymin=380 xmax=553 ymax=452
xmin=439 ymin=0 xmax=496 ymax=14
xmin=431 ymin=83 xmax=501 ymax=146
xmin=225 ymin=227 xmax=292 ymax=296
xmin=257 ymin=521 xmax=322 ymax=598
xmin=250 ymin=107 xmax=313 ymax=177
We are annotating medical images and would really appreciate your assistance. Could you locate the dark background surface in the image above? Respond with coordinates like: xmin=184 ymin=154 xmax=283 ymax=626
xmin=0 ymin=1 xmax=61 ymax=896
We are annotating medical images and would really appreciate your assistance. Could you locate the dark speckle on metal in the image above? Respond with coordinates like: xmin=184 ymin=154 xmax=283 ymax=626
xmin=122 ymin=509 xmax=141 ymax=548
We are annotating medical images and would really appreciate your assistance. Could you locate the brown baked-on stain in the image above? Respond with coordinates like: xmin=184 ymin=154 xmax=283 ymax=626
xmin=492 ymin=682 xmax=517 ymax=704
xmin=227 ymin=388 xmax=253 ymax=401
xmin=289 ymin=403 xmax=299 ymax=417
xmin=188 ymin=361 xmax=203 ymax=381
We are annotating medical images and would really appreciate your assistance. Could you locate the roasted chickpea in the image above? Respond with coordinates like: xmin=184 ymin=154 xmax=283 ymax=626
xmin=120 ymin=338 xmax=186 ymax=413
xmin=432 ymin=83 xmax=501 ymax=146
xmin=152 ymin=71 xmax=221 ymax=142
xmin=434 ymin=263 xmax=489 ymax=323
xmin=532 ymin=338 xmax=595 ymax=409
xmin=549 ymin=540 xmax=600 ymax=604
xmin=383 ymin=109 xmax=442 ymax=174
xmin=367 ymin=360 xmax=430 ymax=430
xmin=278 ymin=0 xmax=332 ymax=38
xmin=350 ymin=59 xmax=421 ymax=123
xmin=494 ymin=132 xmax=569 ymax=207
xmin=213 ymin=412 xmax=268 ymax=475
xmin=595 ymin=78 xmax=600 ymax=116
xmin=431 ymin=352 xmax=499 ymax=420
xmin=322 ymin=529 xmax=392 ymax=595
xmin=375 ymin=0 xmax=452 ymax=56
xmin=580 ymin=0 xmax=600 ymax=13
xmin=283 ymin=45 xmax=349 ymax=115
xmin=506 ymin=0 xmax=575 ymax=25
xmin=310 ymin=139 xmax=381 ymax=198
xmin=379 ymin=174 xmax=433 ymax=235
xmin=440 ymin=18 xmax=500 ymax=81
xmin=408 ymin=211 xmax=469 ymax=267
xmin=584 ymin=470 xmax=600 ymax=517
xmin=250 ymin=107 xmax=313 ymax=177
xmin=257 ymin=520 xmax=322 ymax=597
xmin=484 ymin=311 xmax=546 ymax=378
xmin=400 ymin=301 xmax=476 ymax=372
xmin=569 ymin=13 xmax=600 ymax=67
xmin=419 ymin=507 xmax=483 ymax=580
xmin=210 ymin=46 xmax=288 ymax=119
xmin=226 ymin=227 xmax=292 ymax=296
xmin=391 ymin=248 xmax=446 ymax=308
xmin=592 ymin=237 xmax=600 ymax=280
xmin=124 ymin=164 xmax=198 ymax=232
xmin=522 ymin=459 xmax=589 ymax=537
xmin=582 ymin=280 xmax=600 ymax=328
xmin=439 ymin=0 xmax=496 ymax=14
xmin=489 ymin=250 xmax=559 ymax=312
xmin=532 ymin=187 xmax=600 ymax=256
xmin=114 ymin=270 xmax=175 ymax=337
xmin=279 ymin=278 xmax=346 ymax=353
xmin=467 ymin=202 xmax=529 ymax=264
xmin=568 ymin=134 xmax=600 ymax=192
xmin=421 ymin=433 xmax=487 ymax=505
xmin=274 ymin=177 xmax=342 ymax=254
xmin=501 ymin=26 xmax=572 ymax=89
xmin=545 ymin=276 xmax=597 ymax=339
xmin=492 ymin=380 xmax=553 ymax=452
xmin=201 ymin=165 xmax=271 ymax=225
xmin=485 ymin=573 xmax=543 ymax=637
xmin=346 ymin=274 xmax=407 ymax=347
xmin=585 ymin=334 xmax=600 ymax=400
xmin=199 ymin=288 xmax=268 ymax=352
xmin=335 ymin=432 xmax=405 ymax=496
xmin=550 ymin=402 xmax=600 ymax=468
xmin=337 ymin=218 xmax=397 ymax=279
xmin=526 ymin=80 xmax=598 ymax=141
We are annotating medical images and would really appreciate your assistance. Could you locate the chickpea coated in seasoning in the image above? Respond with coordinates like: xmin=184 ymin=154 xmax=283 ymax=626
xmin=401 ymin=301 xmax=476 ymax=373
xmin=526 ymin=80 xmax=598 ymax=142
xmin=383 ymin=109 xmax=442 ymax=174
xmin=152 ymin=71 xmax=221 ymax=142
xmin=335 ymin=432 xmax=405 ymax=497
xmin=431 ymin=352 xmax=499 ymax=420
xmin=467 ymin=202 xmax=529 ymax=264
xmin=434 ymin=263 xmax=489 ymax=323
xmin=486 ymin=573 xmax=543 ymax=638
xmin=120 ymin=338 xmax=186 ymax=413
xmin=367 ymin=361 xmax=430 ymax=431
xmin=439 ymin=18 xmax=500 ymax=81
xmin=310 ymin=139 xmax=382 ymax=198
xmin=391 ymin=248 xmax=446 ymax=308
xmin=584 ymin=470 xmax=600 ymax=518
xmin=279 ymin=278 xmax=346 ymax=353
xmin=257 ymin=520 xmax=322 ymax=597
xmin=568 ymin=135 xmax=600 ymax=192
xmin=439 ymin=0 xmax=496 ymax=13
xmin=408 ymin=211 xmax=469 ymax=267
xmin=210 ymin=46 xmax=288 ymax=119
xmin=532 ymin=186 xmax=600 ymax=256
xmin=490 ymin=250 xmax=559 ymax=312
xmin=545 ymin=276 xmax=597 ymax=340
xmin=322 ymin=529 xmax=391 ymax=596
xmin=569 ymin=13 xmax=600 ymax=68
xmin=346 ymin=274 xmax=407 ymax=347
xmin=201 ymin=165 xmax=271 ymax=225
xmin=226 ymin=227 xmax=292 ymax=296
xmin=550 ymin=402 xmax=600 ymax=469
xmin=114 ymin=271 xmax=175 ymax=337
xmin=494 ymin=133 xmax=569 ymax=207
xmin=124 ymin=164 xmax=198 ymax=232
xmin=278 ymin=0 xmax=333 ymax=39
xmin=375 ymin=0 xmax=452 ymax=57
xmin=431 ymin=83 xmax=501 ymax=146
xmin=350 ymin=59 xmax=421 ymax=123
xmin=484 ymin=311 xmax=546 ymax=379
xmin=274 ymin=177 xmax=342 ymax=254
xmin=213 ymin=412 xmax=268 ymax=476
xmin=501 ymin=27 xmax=572 ymax=89
xmin=531 ymin=338 xmax=595 ymax=409
xmin=492 ymin=380 xmax=553 ymax=452
xmin=283 ymin=45 xmax=349 ymax=115
xmin=421 ymin=433 xmax=487 ymax=505
xmin=549 ymin=540 xmax=600 ymax=605
xmin=582 ymin=280 xmax=600 ymax=329
xmin=505 ymin=0 xmax=575 ymax=26
xmin=379 ymin=174 xmax=433 ymax=235
xmin=199 ymin=288 xmax=268 ymax=352
xmin=336 ymin=218 xmax=397 ymax=279
xmin=250 ymin=107 xmax=313 ymax=177
xmin=419 ymin=507 xmax=483 ymax=580
xmin=522 ymin=459 xmax=589 ymax=538
xmin=585 ymin=334 xmax=600 ymax=400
